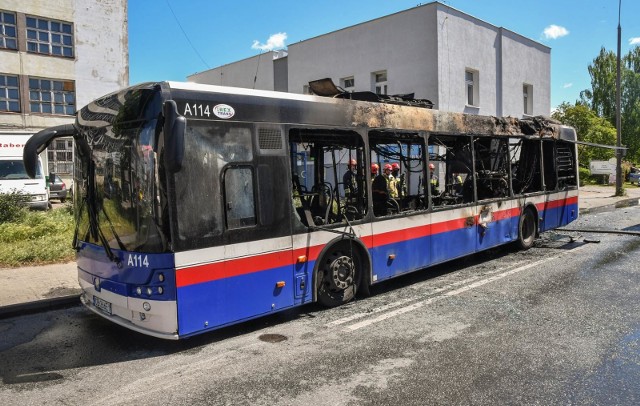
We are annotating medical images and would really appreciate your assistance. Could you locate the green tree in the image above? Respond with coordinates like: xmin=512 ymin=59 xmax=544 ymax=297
xmin=622 ymin=46 xmax=640 ymax=162
xmin=579 ymin=46 xmax=640 ymax=163
xmin=552 ymin=102 xmax=616 ymax=167
xmin=580 ymin=47 xmax=618 ymax=124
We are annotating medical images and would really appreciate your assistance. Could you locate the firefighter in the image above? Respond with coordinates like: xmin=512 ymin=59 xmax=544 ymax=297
xmin=453 ymin=172 xmax=463 ymax=194
xmin=429 ymin=163 xmax=439 ymax=195
xmin=343 ymin=158 xmax=358 ymax=199
xmin=391 ymin=162 xmax=406 ymax=198
xmin=384 ymin=163 xmax=398 ymax=198
xmin=371 ymin=163 xmax=388 ymax=215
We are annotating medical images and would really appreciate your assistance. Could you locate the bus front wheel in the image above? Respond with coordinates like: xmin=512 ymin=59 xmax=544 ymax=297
xmin=517 ymin=208 xmax=536 ymax=250
xmin=316 ymin=243 xmax=362 ymax=307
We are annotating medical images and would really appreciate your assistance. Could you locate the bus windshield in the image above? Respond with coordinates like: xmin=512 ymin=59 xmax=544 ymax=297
xmin=75 ymin=86 xmax=167 ymax=253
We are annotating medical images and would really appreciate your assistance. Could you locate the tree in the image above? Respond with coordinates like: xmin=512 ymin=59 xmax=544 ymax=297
xmin=552 ymin=102 xmax=616 ymax=167
xmin=580 ymin=47 xmax=617 ymax=124
xmin=579 ymin=46 xmax=640 ymax=163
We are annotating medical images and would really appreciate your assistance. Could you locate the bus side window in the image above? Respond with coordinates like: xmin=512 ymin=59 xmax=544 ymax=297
xmin=510 ymin=138 xmax=543 ymax=194
xmin=474 ymin=137 xmax=510 ymax=201
xmin=224 ymin=166 xmax=256 ymax=229
xmin=369 ymin=131 xmax=426 ymax=216
xmin=428 ymin=134 xmax=473 ymax=207
xmin=555 ymin=141 xmax=577 ymax=189
xmin=289 ymin=128 xmax=367 ymax=227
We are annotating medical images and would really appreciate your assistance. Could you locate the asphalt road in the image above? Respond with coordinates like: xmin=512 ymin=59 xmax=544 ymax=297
xmin=1 ymin=206 xmax=640 ymax=405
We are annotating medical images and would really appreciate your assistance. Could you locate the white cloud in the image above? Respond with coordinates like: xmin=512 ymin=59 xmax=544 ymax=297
xmin=563 ymin=83 xmax=573 ymax=89
xmin=252 ymin=32 xmax=288 ymax=51
xmin=542 ymin=25 xmax=569 ymax=40
xmin=630 ymin=37 xmax=640 ymax=45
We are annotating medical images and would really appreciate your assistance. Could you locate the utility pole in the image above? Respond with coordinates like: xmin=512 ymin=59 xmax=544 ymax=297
xmin=615 ymin=0 xmax=623 ymax=196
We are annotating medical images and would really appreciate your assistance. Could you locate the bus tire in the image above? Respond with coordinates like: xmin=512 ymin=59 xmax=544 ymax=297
xmin=517 ymin=207 xmax=536 ymax=250
xmin=316 ymin=242 xmax=363 ymax=307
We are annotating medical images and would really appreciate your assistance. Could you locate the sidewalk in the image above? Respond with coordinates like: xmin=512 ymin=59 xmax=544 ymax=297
xmin=1 ymin=184 xmax=639 ymax=317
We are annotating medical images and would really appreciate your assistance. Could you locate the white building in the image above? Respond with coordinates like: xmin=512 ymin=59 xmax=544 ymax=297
xmin=188 ymin=2 xmax=550 ymax=118
xmin=0 ymin=0 xmax=128 ymax=175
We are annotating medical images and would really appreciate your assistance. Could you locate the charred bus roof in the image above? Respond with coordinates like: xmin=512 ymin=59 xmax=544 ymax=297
xmin=76 ymin=81 xmax=576 ymax=142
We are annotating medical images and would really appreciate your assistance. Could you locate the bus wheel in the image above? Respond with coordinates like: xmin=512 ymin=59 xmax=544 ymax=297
xmin=317 ymin=244 xmax=361 ymax=307
xmin=517 ymin=208 xmax=536 ymax=250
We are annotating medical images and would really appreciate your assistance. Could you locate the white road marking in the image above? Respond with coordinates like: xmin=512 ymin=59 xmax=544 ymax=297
xmin=343 ymin=244 xmax=590 ymax=331
xmin=328 ymin=266 xmax=510 ymax=327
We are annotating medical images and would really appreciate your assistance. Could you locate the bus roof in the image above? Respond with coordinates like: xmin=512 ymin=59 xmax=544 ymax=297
xmin=78 ymin=81 xmax=576 ymax=142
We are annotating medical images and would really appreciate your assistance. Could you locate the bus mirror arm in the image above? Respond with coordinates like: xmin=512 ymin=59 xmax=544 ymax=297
xmin=23 ymin=124 xmax=76 ymax=179
xmin=163 ymin=100 xmax=185 ymax=173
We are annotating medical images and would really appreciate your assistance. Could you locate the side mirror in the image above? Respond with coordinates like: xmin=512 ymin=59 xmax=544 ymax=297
xmin=162 ymin=100 xmax=185 ymax=173
xmin=24 ymin=124 xmax=76 ymax=179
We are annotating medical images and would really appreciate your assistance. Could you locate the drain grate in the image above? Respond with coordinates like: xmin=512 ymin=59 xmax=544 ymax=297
xmin=258 ymin=333 xmax=287 ymax=343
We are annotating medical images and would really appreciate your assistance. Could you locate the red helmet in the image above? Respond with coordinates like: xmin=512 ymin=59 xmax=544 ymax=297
xmin=391 ymin=163 xmax=400 ymax=170
xmin=428 ymin=163 xmax=435 ymax=170
xmin=371 ymin=163 xmax=379 ymax=173
xmin=348 ymin=158 xmax=357 ymax=166
xmin=383 ymin=163 xmax=392 ymax=171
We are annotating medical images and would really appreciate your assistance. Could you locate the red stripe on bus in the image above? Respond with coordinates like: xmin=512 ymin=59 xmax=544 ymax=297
xmin=535 ymin=196 xmax=578 ymax=211
xmin=177 ymin=197 xmax=577 ymax=287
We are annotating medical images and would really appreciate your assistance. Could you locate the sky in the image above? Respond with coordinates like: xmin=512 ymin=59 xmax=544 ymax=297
xmin=128 ymin=0 xmax=640 ymax=110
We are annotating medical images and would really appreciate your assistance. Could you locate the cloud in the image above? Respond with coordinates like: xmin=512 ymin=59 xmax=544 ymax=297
xmin=630 ymin=37 xmax=640 ymax=45
xmin=252 ymin=32 xmax=288 ymax=51
xmin=542 ymin=25 xmax=569 ymax=40
xmin=563 ymin=83 xmax=573 ymax=89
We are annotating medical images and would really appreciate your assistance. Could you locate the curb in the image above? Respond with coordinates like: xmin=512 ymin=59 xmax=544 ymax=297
xmin=0 ymin=294 xmax=80 ymax=320
xmin=579 ymin=197 xmax=640 ymax=215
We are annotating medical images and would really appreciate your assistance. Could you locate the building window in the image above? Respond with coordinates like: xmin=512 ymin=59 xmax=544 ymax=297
xmin=341 ymin=76 xmax=355 ymax=90
xmin=373 ymin=71 xmax=388 ymax=95
xmin=465 ymin=69 xmax=479 ymax=107
xmin=29 ymin=78 xmax=75 ymax=115
xmin=26 ymin=16 xmax=74 ymax=57
xmin=523 ymin=84 xmax=533 ymax=115
xmin=0 ymin=11 xmax=17 ymax=50
xmin=0 ymin=74 xmax=20 ymax=112
xmin=47 ymin=136 xmax=74 ymax=174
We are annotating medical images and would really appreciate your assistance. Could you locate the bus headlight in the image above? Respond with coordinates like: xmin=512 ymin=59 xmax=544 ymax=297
xmin=146 ymin=287 xmax=152 ymax=296
xmin=136 ymin=287 xmax=142 ymax=295
xmin=158 ymin=287 xmax=164 ymax=295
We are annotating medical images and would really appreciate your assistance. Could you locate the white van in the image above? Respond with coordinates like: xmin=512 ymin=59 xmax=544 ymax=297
xmin=0 ymin=134 xmax=49 ymax=210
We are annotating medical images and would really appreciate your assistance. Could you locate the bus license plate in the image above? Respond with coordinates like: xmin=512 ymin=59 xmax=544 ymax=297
xmin=93 ymin=296 xmax=112 ymax=315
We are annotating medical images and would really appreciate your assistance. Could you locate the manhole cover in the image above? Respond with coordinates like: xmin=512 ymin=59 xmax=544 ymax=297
xmin=258 ymin=333 xmax=287 ymax=343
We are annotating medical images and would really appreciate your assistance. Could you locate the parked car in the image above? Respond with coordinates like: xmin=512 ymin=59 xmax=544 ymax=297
xmin=630 ymin=172 xmax=640 ymax=186
xmin=48 ymin=174 xmax=68 ymax=203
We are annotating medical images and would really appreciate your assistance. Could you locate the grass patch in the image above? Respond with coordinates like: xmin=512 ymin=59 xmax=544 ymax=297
xmin=0 ymin=205 xmax=75 ymax=267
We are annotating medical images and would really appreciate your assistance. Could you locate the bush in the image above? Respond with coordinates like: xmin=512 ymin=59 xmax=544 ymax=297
xmin=0 ymin=207 xmax=75 ymax=267
xmin=0 ymin=192 xmax=30 ymax=224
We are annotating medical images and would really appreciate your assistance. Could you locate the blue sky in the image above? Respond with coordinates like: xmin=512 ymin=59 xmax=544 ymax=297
xmin=129 ymin=0 xmax=640 ymax=110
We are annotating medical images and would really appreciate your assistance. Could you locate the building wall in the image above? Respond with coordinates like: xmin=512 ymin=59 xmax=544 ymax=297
xmin=187 ymin=1 xmax=550 ymax=118
xmin=500 ymin=29 xmax=551 ymax=117
xmin=0 ymin=0 xmax=128 ymax=128
xmin=0 ymin=0 xmax=128 ymax=175
xmin=188 ymin=52 xmax=276 ymax=90
xmin=287 ymin=4 xmax=439 ymax=103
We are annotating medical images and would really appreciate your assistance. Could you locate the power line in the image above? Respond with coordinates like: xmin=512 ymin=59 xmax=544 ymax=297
xmin=165 ymin=1 xmax=210 ymax=69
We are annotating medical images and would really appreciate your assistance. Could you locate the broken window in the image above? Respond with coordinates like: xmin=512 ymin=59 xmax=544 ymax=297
xmin=428 ymin=134 xmax=474 ymax=208
xmin=289 ymin=128 xmax=367 ymax=226
xmin=510 ymin=137 xmax=543 ymax=194
xmin=369 ymin=131 xmax=426 ymax=217
xmin=473 ymin=137 xmax=510 ymax=201
xmin=543 ymin=140 xmax=577 ymax=191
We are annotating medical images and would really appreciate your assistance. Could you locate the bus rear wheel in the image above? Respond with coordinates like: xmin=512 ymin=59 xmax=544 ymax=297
xmin=316 ymin=243 xmax=361 ymax=307
xmin=517 ymin=208 xmax=536 ymax=250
